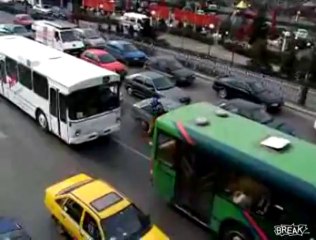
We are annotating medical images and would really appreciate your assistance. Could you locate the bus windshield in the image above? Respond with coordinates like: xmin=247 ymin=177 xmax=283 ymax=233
xmin=67 ymin=83 xmax=119 ymax=120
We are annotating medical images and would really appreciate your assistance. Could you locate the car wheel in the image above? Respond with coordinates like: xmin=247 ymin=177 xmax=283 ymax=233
xmin=220 ymin=224 xmax=253 ymax=240
xmin=126 ymin=87 xmax=133 ymax=96
xmin=36 ymin=110 xmax=48 ymax=131
xmin=218 ymin=88 xmax=228 ymax=99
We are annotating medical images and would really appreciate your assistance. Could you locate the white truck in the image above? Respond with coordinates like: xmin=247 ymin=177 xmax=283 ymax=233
xmin=32 ymin=20 xmax=84 ymax=56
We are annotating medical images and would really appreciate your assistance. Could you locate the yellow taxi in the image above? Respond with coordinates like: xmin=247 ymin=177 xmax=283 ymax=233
xmin=44 ymin=173 xmax=169 ymax=240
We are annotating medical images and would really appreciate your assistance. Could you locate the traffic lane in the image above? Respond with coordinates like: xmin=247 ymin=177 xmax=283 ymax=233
xmin=0 ymin=97 xmax=208 ymax=240
xmin=0 ymin=10 xmax=15 ymax=23
xmin=126 ymin=67 xmax=316 ymax=144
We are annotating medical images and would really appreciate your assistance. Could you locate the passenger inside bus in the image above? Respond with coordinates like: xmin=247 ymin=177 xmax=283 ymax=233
xmin=226 ymin=175 xmax=270 ymax=213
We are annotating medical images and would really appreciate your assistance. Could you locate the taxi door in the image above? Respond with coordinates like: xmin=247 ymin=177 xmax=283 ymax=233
xmin=59 ymin=197 xmax=83 ymax=239
xmin=80 ymin=210 xmax=104 ymax=240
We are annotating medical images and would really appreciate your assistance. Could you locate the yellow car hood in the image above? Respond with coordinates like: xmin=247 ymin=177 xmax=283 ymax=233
xmin=142 ymin=225 xmax=169 ymax=240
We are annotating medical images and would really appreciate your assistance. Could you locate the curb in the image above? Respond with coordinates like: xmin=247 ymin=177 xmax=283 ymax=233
xmin=195 ymin=72 xmax=316 ymax=119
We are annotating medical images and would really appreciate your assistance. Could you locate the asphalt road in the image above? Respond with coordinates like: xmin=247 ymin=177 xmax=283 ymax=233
xmin=0 ymin=10 xmax=316 ymax=239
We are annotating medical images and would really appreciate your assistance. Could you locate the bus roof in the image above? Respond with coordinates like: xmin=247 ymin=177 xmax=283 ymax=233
xmin=0 ymin=35 xmax=119 ymax=94
xmin=156 ymin=102 xmax=316 ymax=203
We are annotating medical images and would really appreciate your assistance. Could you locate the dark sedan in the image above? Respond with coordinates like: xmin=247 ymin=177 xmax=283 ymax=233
xmin=125 ymin=71 xmax=191 ymax=104
xmin=212 ymin=76 xmax=283 ymax=111
xmin=132 ymin=98 xmax=183 ymax=132
xmin=218 ymin=99 xmax=295 ymax=136
xmin=144 ymin=56 xmax=195 ymax=86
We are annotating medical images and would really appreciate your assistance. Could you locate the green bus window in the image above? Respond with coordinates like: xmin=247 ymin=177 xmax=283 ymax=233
xmin=156 ymin=132 xmax=177 ymax=165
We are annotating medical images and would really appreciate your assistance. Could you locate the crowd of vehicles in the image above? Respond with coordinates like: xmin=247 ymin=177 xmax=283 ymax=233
xmin=1 ymin=11 xmax=316 ymax=240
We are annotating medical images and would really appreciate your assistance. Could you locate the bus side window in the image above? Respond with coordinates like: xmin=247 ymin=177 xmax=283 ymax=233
xmin=33 ymin=71 xmax=48 ymax=99
xmin=59 ymin=93 xmax=67 ymax=123
xmin=17 ymin=64 xmax=32 ymax=90
xmin=156 ymin=132 xmax=177 ymax=166
xmin=5 ymin=57 xmax=18 ymax=80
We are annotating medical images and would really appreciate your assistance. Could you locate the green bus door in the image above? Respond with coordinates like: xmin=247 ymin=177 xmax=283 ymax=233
xmin=153 ymin=160 xmax=176 ymax=202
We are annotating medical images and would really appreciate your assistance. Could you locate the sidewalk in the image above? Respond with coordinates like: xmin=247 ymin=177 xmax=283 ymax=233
xmin=160 ymin=33 xmax=249 ymax=66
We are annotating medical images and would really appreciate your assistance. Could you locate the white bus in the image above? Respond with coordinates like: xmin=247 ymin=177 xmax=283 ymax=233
xmin=0 ymin=35 xmax=121 ymax=144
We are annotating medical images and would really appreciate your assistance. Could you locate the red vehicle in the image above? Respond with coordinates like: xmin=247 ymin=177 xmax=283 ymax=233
xmin=13 ymin=14 xmax=33 ymax=29
xmin=80 ymin=49 xmax=127 ymax=79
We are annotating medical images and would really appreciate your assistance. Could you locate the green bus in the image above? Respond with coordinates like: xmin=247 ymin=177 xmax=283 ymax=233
xmin=151 ymin=102 xmax=316 ymax=240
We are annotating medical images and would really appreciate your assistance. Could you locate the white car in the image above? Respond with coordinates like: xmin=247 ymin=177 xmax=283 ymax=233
xmin=314 ymin=120 xmax=316 ymax=131
xmin=32 ymin=4 xmax=53 ymax=14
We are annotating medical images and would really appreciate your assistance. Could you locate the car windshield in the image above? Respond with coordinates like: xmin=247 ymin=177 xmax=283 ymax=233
xmin=249 ymin=82 xmax=265 ymax=93
xmin=99 ymin=53 xmax=115 ymax=63
xmin=101 ymin=204 xmax=152 ymax=239
xmin=167 ymin=59 xmax=182 ymax=71
xmin=122 ymin=43 xmax=137 ymax=52
xmin=252 ymin=108 xmax=272 ymax=123
xmin=13 ymin=26 xmax=27 ymax=33
xmin=152 ymin=76 xmax=175 ymax=90
xmin=67 ymin=82 xmax=120 ymax=120
xmin=84 ymin=29 xmax=100 ymax=39
xmin=60 ymin=30 xmax=78 ymax=42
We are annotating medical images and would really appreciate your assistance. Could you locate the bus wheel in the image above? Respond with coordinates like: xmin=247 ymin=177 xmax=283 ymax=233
xmin=37 ymin=110 xmax=48 ymax=131
xmin=220 ymin=224 xmax=253 ymax=240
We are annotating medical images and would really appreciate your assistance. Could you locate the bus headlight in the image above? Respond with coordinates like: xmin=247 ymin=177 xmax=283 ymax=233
xmin=75 ymin=130 xmax=81 ymax=136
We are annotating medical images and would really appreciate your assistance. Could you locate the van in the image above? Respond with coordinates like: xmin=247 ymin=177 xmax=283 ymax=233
xmin=120 ymin=12 xmax=149 ymax=32
xmin=32 ymin=20 xmax=84 ymax=56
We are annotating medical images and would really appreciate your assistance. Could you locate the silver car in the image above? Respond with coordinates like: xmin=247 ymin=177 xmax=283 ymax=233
xmin=74 ymin=28 xmax=105 ymax=48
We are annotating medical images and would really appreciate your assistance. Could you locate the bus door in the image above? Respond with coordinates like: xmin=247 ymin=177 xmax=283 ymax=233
xmin=174 ymin=145 xmax=216 ymax=225
xmin=0 ymin=57 xmax=5 ymax=96
xmin=49 ymin=88 xmax=68 ymax=142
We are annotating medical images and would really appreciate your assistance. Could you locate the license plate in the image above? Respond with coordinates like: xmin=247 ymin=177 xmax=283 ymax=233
xmin=134 ymin=58 xmax=139 ymax=60
xmin=271 ymin=103 xmax=279 ymax=107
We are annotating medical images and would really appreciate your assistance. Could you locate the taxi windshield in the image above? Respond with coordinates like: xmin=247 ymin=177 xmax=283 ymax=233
xmin=101 ymin=204 xmax=151 ymax=239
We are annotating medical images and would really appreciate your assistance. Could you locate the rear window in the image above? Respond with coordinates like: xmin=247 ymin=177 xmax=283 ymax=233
xmin=90 ymin=192 xmax=123 ymax=212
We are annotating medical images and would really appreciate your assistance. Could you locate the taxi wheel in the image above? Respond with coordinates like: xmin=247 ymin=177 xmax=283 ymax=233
xmin=51 ymin=216 xmax=66 ymax=235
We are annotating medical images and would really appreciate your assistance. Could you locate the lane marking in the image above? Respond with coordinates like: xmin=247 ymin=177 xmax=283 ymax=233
xmin=112 ymin=137 xmax=151 ymax=161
